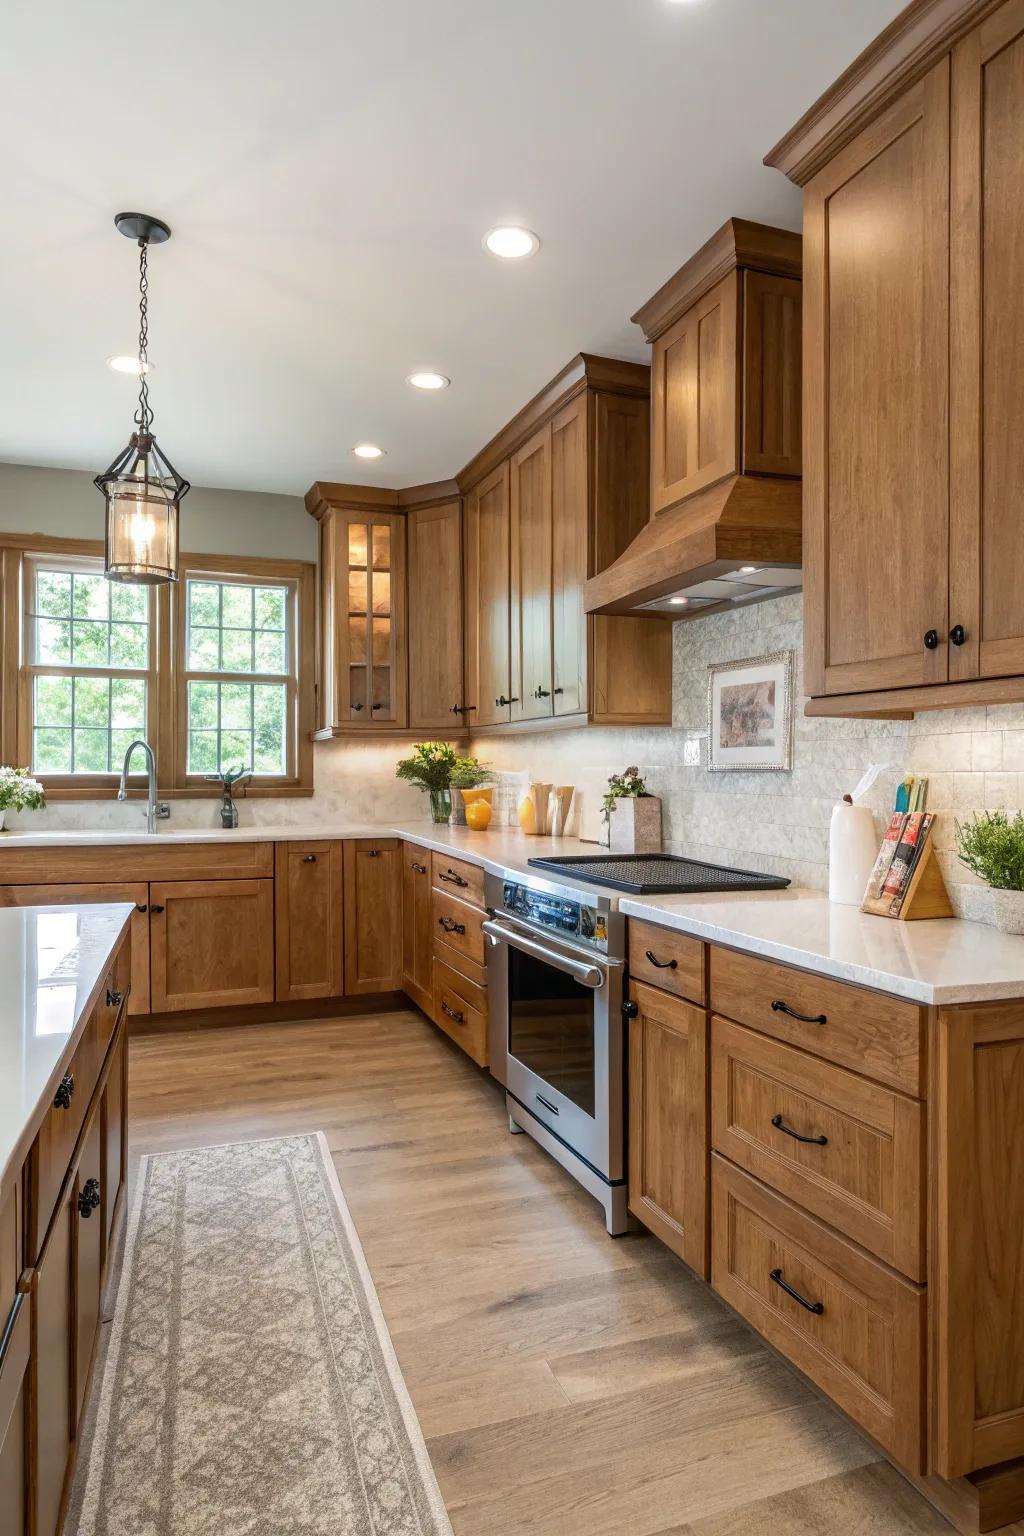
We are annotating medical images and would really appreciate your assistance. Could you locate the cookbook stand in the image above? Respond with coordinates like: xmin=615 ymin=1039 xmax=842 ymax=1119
xmin=862 ymin=837 xmax=954 ymax=920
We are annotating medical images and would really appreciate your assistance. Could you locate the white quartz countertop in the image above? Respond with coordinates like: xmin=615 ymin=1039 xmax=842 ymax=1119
xmin=0 ymin=902 xmax=133 ymax=1190
xmin=3 ymin=822 xmax=1024 ymax=1005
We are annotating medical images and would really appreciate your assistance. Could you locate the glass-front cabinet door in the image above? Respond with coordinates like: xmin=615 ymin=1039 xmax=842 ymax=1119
xmin=320 ymin=509 xmax=407 ymax=730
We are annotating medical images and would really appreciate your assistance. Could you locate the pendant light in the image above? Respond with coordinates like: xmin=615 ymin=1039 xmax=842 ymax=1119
xmin=95 ymin=212 xmax=190 ymax=584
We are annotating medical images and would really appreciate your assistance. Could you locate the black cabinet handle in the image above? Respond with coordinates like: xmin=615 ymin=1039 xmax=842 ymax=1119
xmin=495 ymin=695 xmax=519 ymax=707
xmin=351 ymin=702 xmax=364 ymax=711
xmin=534 ymin=686 xmax=551 ymax=699
xmin=451 ymin=704 xmax=477 ymax=715
xmin=150 ymin=904 xmax=165 ymax=914
xmin=78 ymin=1178 xmax=101 ymax=1219
xmin=371 ymin=702 xmax=385 ymax=711
xmin=303 ymin=854 xmax=317 ymax=863
xmin=771 ymin=999 xmax=827 ymax=1025
xmin=438 ymin=916 xmax=466 ymax=936
xmin=411 ymin=861 xmax=427 ymax=875
xmin=924 ymin=629 xmax=939 ymax=650
xmin=771 ymin=1113 xmax=828 ymax=1146
xmin=644 ymin=949 xmax=678 ymax=971
xmin=770 ymin=1268 xmax=824 ymax=1315
xmin=54 ymin=1073 xmax=75 ymax=1111
xmin=367 ymin=849 xmax=380 ymax=858
xmin=622 ymin=999 xmax=639 ymax=1019
xmin=441 ymin=1001 xmax=465 ymax=1025
xmin=135 ymin=902 xmax=148 ymax=913
xmin=950 ymin=624 xmax=967 ymax=646
xmin=439 ymin=870 xmax=469 ymax=888
xmin=106 ymin=988 xmax=124 ymax=1009
xmin=553 ymin=687 xmax=564 ymax=695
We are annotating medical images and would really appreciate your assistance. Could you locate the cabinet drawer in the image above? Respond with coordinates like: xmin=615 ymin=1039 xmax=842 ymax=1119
xmin=434 ymin=936 xmax=488 ymax=990
xmin=433 ymin=958 xmax=489 ymax=1068
xmin=711 ymin=1017 xmax=924 ymax=1279
xmin=432 ymin=889 xmax=486 ymax=968
xmin=712 ymin=1156 xmax=925 ymax=1473
xmin=710 ymin=947 xmax=924 ymax=1096
xmin=629 ymin=920 xmax=705 ymax=1004
xmin=33 ymin=1018 xmax=104 ymax=1256
xmin=430 ymin=852 xmax=485 ymax=911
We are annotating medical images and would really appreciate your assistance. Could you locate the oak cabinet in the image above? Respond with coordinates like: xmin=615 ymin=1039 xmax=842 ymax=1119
xmin=0 ymin=882 xmax=150 ymax=1015
xmin=407 ymin=498 xmax=465 ymax=729
xmin=149 ymin=878 xmax=275 ymax=1012
xmin=34 ymin=1184 xmax=74 ymax=1536
xmin=463 ymin=461 xmax=512 ymax=727
xmin=651 ymin=272 xmax=740 ymax=512
xmin=73 ymin=1113 xmax=103 ymax=1422
xmin=0 ymin=1290 xmax=29 ymax=1536
xmin=343 ymin=840 xmax=402 ymax=994
xmin=401 ymin=843 xmax=433 ymax=1015
xmin=274 ymin=841 xmax=344 ymax=1002
xmin=510 ymin=422 xmax=554 ymax=723
xmin=627 ymin=979 xmax=709 ymax=1277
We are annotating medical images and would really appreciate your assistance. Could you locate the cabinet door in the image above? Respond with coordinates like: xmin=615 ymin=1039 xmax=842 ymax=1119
xmin=101 ymin=1026 xmax=126 ymax=1271
xmin=408 ymin=500 xmax=464 ymax=729
xmin=343 ymin=840 xmax=402 ymax=994
xmin=949 ymin=1 xmax=1024 ymax=682
xmin=0 ymin=883 xmax=150 ymax=1015
xmin=803 ymin=62 xmax=950 ymax=697
xmin=34 ymin=1184 xmax=74 ymax=1536
xmin=74 ymin=1112 xmax=103 ymax=1424
xmin=149 ymin=879 xmax=275 ymax=1011
xmin=274 ymin=842 xmax=344 ymax=1001
xmin=464 ymin=462 xmax=511 ymax=726
xmin=333 ymin=512 xmax=408 ymax=727
xmin=0 ymin=1290 xmax=30 ymax=1536
xmin=401 ymin=843 xmax=433 ymax=1014
xmin=651 ymin=271 xmax=739 ymax=514
xmin=627 ymin=980 xmax=708 ymax=1276
xmin=510 ymin=423 xmax=553 ymax=722
xmin=550 ymin=395 xmax=588 ymax=717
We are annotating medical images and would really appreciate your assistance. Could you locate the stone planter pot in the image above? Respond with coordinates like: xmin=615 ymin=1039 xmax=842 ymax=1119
xmin=991 ymin=888 xmax=1024 ymax=935
xmin=608 ymin=796 xmax=662 ymax=855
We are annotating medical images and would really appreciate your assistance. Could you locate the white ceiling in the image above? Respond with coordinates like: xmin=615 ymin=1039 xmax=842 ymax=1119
xmin=0 ymin=0 xmax=904 ymax=496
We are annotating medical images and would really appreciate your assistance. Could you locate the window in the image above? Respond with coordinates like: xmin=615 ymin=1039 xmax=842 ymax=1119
xmin=23 ymin=555 xmax=156 ymax=779
xmin=1 ymin=536 xmax=314 ymax=799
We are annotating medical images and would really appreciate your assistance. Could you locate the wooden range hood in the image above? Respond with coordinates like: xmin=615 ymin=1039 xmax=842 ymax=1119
xmin=584 ymin=218 xmax=803 ymax=619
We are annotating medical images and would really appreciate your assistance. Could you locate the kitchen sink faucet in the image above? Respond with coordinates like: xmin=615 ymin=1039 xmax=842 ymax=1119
xmin=117 ymin=740 xmax=170 ymax=834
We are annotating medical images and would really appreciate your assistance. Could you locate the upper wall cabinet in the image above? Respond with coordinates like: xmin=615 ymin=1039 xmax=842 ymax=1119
xmin=767 ymin=0 xmax=1024 ymax=717
xmin=460 ymin=355 xmax=672 ymax=730
xmin=406 ymin=494 xmax=465 ymax=730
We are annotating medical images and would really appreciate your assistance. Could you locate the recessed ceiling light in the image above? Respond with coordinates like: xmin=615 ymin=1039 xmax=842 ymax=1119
xmin=406 ymin=371 xmax=450 ymax=391
xmin=352 ymin=443 xmax=385 ymax=460
xmin=106 ymin=354 xmax=150 ymax=375
xmin=483 ymin=226 xmax=540 ymax=260
xmin=669 ymin=597 xmax=688 ymax=606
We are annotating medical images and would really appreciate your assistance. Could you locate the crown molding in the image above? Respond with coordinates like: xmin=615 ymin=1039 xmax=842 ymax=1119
xmin=631 ymin=219 xmax=802 ymax=342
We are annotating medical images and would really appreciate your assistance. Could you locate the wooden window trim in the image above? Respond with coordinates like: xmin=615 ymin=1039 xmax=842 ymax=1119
xmin=0 ymin=533 xmax=314 ymax=800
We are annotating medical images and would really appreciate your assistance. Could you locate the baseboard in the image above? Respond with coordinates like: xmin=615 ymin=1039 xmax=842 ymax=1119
xmin=129 ymin=992 xmax=411 ymax=1036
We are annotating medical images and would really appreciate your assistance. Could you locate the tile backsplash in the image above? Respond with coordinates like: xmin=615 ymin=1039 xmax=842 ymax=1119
xmin=471 ymin=593 xmax=1024 ymax=920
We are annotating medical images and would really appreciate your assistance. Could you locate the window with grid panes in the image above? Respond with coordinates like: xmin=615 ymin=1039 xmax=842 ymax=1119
xmin=25 ymin=558 xmax=154 ymax=776
xmin=184 ymin=575 xmax=292 ymax=776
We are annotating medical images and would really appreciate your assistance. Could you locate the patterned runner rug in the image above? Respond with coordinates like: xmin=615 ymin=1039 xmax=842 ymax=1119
xmin=68 ymin=1133 xmax=453 ymax=1536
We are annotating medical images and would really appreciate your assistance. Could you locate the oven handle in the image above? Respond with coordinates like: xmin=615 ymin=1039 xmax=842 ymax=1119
xmin=482 ymin=919 xmax=606 ymax=990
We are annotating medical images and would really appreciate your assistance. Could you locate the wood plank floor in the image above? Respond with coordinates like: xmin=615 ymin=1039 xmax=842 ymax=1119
xmin=125 ymin=1008 xmax=956 ymax=1535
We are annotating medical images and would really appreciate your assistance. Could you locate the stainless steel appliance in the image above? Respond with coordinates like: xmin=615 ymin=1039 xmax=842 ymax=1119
xmin=525 ymin=852 xmax=791 ymax=895
xmin=484 ymin=869 xmax=628 ymax=1235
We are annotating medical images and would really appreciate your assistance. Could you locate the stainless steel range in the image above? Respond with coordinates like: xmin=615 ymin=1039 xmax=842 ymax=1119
xmin=484 ymin=870 xmax=628 ymax=1235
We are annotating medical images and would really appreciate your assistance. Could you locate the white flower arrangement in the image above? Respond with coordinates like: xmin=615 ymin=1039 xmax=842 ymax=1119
xmin=0 ymin=765 xmax=46 ymax=814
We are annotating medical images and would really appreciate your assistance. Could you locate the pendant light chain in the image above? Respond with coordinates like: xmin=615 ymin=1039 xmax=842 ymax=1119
xmin=133 ymin=238 xmax=152 ymax=435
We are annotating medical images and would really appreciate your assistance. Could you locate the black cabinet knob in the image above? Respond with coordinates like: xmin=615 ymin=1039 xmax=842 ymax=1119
xmin=106 ymin=988 xmax=124 ymax=1009
xmin=54 ymin=1073 xmax=75 ymax=1110
xmin=924 ymin=629 xmax=940 ymax=650
xmin=351 ymin=702 xmax=364 ymax=711
xmin=150 ymin=904 xmax=165 ymax=914
xmin=303 ymin=853 xmax=317 ymax=863
xmin=622 ymin=1000 xmax=639 ymax=1019
xmin=534 ymin=686 xmax=551 ymax=699
xmin=135 ymin=902 xmax=148 ymax=913
xmin=78 ymin=1178 xmax=101 ymax=1219
xmin=950 ymin=624 xmax=967 ymax=646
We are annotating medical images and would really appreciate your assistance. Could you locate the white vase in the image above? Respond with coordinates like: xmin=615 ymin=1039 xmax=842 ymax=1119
xmin=0 ymin=809 xmax=6 ymax=831
xmin=608 ymin=797 xmax=662 ymax=855
xmin=991 ymin=889 xmax=1024 ymax=935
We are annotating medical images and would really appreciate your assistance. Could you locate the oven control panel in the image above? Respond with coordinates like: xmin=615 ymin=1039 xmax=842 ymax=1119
xmin=501 ymin=880 xmax=609 ymax=952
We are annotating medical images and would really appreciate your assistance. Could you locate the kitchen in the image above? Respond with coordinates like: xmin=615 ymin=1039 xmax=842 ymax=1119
xmin=3 ymin=0 xmax=1024 ymax=1532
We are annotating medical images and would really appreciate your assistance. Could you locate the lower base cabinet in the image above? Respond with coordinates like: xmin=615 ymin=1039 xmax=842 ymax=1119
xmin=274 ymin=842 xmax=344 ymax=1002
xmin=34 ymin=1183 xmax=74 ymax=1536
xmin=401 ymin=844 xmax=433 ymax=1015
xmin=0 ymin=1293 xmax=30 ymax=1536
xmin=343 ymin=841 xmax=403 ymax=994
xmin=149 ymin=878 xmax=275 ymax=1012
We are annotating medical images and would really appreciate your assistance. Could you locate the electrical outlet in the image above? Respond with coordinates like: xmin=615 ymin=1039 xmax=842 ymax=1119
xmin=683 ymin=738 xmax=701 ymax=767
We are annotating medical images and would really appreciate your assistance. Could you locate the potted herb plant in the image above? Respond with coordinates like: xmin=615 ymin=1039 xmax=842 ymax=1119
xmin=0 ymin=766 xmax=45 ymax=830
xmin=396 ymin=743 xmax=491 ymax=825
xmin=601 ymin=766 xmax=661 ymax=854
xmin=956 ymin=811 xmax=1024 ymax=934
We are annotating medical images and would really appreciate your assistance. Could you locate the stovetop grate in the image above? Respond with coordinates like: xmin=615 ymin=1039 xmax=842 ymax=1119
xmin=525 ymin=853 xmax=791 ymax=895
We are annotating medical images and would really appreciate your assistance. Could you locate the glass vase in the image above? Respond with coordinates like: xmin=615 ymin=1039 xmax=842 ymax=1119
xmin=429 ymin=788 xmax=453 ymax=824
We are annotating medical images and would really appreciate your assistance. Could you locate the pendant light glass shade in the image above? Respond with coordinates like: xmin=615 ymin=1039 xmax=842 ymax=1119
xmin=96 ymin=430 xmax=189 ymax=584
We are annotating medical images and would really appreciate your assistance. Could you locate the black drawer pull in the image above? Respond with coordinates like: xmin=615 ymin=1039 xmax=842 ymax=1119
xmin=78 ymin=1178 xmax=101 ymax=1219
xmin=411 ymin=861 xmax=427 ymax=875
xmin=770 ymin=1268 xmax=824 ymax=1315
xmin=441 ymin=1001 xmax=465 ymax=1025
xmin=771 ymin=1113 xmax=828 ymax=1147
xmin=106 ymin=988 xmax=124 ymax=1009
xmin=438 ymin=916 xmax=466 ymax=936
xmin=135 ymin=902 xmax=148 ymax=912
xmin=644 ymin=949 xmax=678 ymax=971
xmin=351 ymin=702 xmax=364 ymax=712
xmin=303 ymin=853 xmax=317 ymax=863
xmin=54 ymin=1073 xmax=75 ymax=1110
xmin=439 ymin=870 xmax=469 ymax=888
xmin=451 ymin=703 xmax=477 ymax=715
xmin=367 ymin=849 xmax=380 ymax=858
xmin=150 ymin=903 xmax=165 ymax=914
xmin=771 ymin=999 xmax=827 ymax=1025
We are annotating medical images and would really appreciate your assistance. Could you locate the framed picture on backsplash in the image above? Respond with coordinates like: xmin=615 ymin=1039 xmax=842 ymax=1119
xmin=707 ymin=650 xmax=794 ymax=772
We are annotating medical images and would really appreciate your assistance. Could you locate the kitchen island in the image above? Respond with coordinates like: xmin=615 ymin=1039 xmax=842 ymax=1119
xmin=0 ymin=902 xmax=132 ymax=1536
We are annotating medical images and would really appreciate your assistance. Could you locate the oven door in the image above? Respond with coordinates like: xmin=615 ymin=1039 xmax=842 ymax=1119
xmin=484 ymin=915 xmax=624 ymax=1180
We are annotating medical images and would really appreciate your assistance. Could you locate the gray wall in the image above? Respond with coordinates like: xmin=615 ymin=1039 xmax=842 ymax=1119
xmin=0 ymin=461 xmax=315 ymax=562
